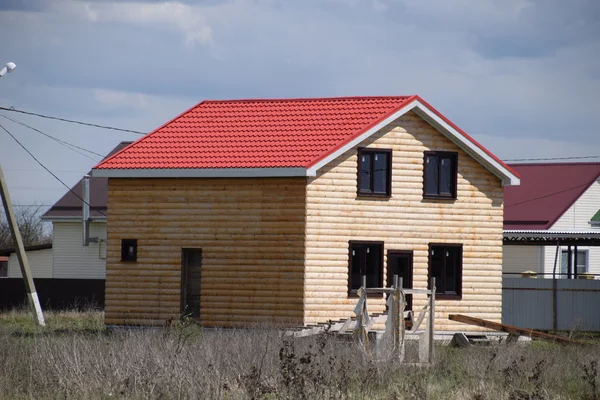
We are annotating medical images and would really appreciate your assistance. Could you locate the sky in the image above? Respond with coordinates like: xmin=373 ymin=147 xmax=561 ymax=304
xmin=0 ymin=0 xmax=599 ymax=209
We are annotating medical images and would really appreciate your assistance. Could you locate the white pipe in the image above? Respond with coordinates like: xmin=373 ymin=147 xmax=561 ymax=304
xmin=82 ymin=175 xmax=90 ymax=246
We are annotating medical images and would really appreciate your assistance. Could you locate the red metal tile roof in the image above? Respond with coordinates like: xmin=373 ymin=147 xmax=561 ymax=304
xmin=96 ymin=96 xmax=417 ymax=170
xmin=504 ymin=163 xmax=600 ymax=230
xmin=94 ymin=96 xmax=518 ymax=184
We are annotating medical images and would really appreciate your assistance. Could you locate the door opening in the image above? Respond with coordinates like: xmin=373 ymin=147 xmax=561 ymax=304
xmin=387 ymin=250 xmax=414 ymax=313
xmin=181 ymin=248 xmax=202 ymax=318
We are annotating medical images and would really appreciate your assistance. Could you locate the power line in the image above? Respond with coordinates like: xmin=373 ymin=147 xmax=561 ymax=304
xmin=7 ymin=169 xmax=81 ymax=173
xmin=504 ymin=155 xmax=600 ymax=162
xmin=505 ymin=182 xmax=591 ymax=208
xmin=0 ymin=113 xmax=102 ymax=161
xmin=0 ymin=122 xmax=107 ymax=218
xmin=0 ymin=106 xmax=146 ymax=135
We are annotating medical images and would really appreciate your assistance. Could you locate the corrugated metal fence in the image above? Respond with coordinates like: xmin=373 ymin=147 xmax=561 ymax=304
xmin=502 ymin=277 xmax=600 ymax=332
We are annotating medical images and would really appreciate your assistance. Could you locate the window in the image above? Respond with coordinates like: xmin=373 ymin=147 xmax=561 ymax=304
xmin=348 ymin=241 xmax=384 ymax=293
xmin=357 ymin=148 xmax=392 ymax=197
xmin=0 ymin=260 xmax=7 ymax=278
xmin=423 ymin=151 xmax=458 ymax=199
xmin=121 ymin=239 xmax=138 ymax=262
xmin=428 ymin=244 xmax=462 ymax=299
xmin=560 ymin=249 xmax=588 ymax=277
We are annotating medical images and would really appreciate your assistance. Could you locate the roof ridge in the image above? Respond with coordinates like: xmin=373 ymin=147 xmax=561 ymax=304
xmin=201 ymin=95 xmax=414 ymax=104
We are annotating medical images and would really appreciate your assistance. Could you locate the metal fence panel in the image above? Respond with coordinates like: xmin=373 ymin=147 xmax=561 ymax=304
xmin=502 ymin=278 xmax=600 ymax=332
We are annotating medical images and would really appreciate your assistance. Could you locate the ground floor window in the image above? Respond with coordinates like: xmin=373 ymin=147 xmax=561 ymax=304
xmin=560 ymin=249 xmax=588 ymax=277
xmin=348 ymin=241 xmax=383 ymax=293
xmin=428 ymin=243 xmax=462 ymax=299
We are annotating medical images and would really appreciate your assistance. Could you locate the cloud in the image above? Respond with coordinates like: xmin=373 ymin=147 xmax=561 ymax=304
xmin=0 ymin=0 xmax=598 ymax=206
xmin=53 ymin=1 xmax=213 ymax=47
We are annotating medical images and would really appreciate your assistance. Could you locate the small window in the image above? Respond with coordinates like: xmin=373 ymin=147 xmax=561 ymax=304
xmin=357 ymin=148 xmax=392 ymax=197
xmin=348 ymin=241 xmax=383 ymax=293
xmin=423 ymin=151 xmax=458 ymax=199
xmin=0 ymin=261 xmax=7 ymax=278
xmin=121 ymin=239 xmax=138 ymax=262
xmin=428 ymin=244 xmax=462 ymax=299
xmin=561 ymin=250 xmax=588 ymax=277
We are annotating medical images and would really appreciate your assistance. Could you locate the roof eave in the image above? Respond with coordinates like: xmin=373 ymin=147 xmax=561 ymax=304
xmin=91 ymin=167 xmax=310 ymax=179
xmin=42 ymin=216 xmax=107 ymax=223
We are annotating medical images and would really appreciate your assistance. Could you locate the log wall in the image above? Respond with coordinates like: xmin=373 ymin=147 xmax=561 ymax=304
xmin=304 ymin=111 xmax=505 ymax=331
xmin=105 ymin=178 xmax=306 ymax=327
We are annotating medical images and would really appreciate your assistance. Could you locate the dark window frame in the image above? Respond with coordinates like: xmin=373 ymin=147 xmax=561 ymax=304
xmin=357 ymin=148 xmax=392 ymax=197
xmin=348 ymin=240 xmax=385 ymax=296
xmin=121 ymin=239 xmax=138 ymax=262
xmin=423 ymin=151 xmax=458 ymax=199
xmin=427 ymin=243 xmax=463 ymax=300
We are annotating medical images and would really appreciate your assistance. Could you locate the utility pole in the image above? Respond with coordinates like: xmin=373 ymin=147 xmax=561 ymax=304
xmin=0 ymin=165 xmax=45 ymax=325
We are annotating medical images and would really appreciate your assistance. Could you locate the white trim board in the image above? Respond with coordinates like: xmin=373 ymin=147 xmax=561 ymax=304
xmin=307 ymin=99 xmax=519 ymax=186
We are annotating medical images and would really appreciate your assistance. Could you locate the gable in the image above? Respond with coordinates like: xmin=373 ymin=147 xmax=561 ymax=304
xmin=550 ymin=177 xmax=600 ymax=230
xmin=91 ymin=96 xmax=519 ymax=186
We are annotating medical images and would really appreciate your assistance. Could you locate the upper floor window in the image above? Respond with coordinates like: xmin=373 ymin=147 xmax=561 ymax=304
xmin=357 ymin=148 xmax=391 ymax=197
xmin=423 ymin=151 xmax=458 ymax=199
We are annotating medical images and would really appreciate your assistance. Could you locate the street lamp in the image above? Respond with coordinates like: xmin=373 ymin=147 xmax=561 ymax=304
xmin=0 ymin=62 xmax=16 ymax=78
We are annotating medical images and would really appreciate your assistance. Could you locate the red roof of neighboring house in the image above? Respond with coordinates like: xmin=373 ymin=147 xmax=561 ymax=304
xmin=504 ymin=163 xmax=600 ymax=230
xmin=93 ymin=96 xmax=518 ymax=182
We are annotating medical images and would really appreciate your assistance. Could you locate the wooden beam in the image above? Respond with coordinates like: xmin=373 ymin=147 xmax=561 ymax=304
xmin=448 ymin=314 xmax=588 ymax=345
xmin=0 ymin=164 xmax=45 ymax=326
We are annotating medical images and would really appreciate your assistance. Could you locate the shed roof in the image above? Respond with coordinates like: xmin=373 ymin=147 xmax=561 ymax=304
xmin=0 ymin=243 xmax=53 ymax=256
xmin=42 ymin=142 xmax=133 ymax=220
xmin=504 ymin=163 xmax=600 ymax=230
xmin=92 ymin=96 xmax=519 ymax=185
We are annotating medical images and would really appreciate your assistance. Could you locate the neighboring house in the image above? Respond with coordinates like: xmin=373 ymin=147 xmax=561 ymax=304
xmin=503 ymin=163 xmax=600 ymax=277
xmin=92 ymin=96 xmax=519 ymax=330
xmin=0 ymin=256 xmax=9 ymax=277
xmin=41 ymin=142 xmax=132 ymax=279
xmin=0 ymin=244 xmax=53 ymax=278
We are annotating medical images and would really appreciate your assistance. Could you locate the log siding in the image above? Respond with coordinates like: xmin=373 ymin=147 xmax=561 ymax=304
xmin=105 ymin=178 xmax=307 ymax=327
xmin=304 ymin=111 xmax=504 ymax=331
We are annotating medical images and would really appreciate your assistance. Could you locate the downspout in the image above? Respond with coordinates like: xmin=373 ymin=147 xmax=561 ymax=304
xmin=82 ymin=175 xmax=98 ymax=247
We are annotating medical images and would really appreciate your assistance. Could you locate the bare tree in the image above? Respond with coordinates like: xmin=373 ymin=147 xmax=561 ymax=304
xmin=0 ymin=204 xmax=52 ymax=249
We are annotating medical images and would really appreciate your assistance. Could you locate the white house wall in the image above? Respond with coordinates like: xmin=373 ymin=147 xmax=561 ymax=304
xmin=52 ymin=222 xmax=107 ymax=279
xmin=7 ymin=248 xmax=53 ymax=278
xmin=543 ymin=178 xmax=600 ymax=276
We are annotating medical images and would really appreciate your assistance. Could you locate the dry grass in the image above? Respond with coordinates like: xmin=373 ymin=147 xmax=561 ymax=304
xmin=0 ymin=310 xmax=599 ymax=399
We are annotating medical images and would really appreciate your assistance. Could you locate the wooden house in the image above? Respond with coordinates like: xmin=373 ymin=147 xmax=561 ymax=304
xmin=91 ymin=96 xmax=520 ymax=331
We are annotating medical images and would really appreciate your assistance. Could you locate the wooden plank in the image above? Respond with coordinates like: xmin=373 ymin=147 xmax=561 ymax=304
xmin=448 ymin=314 xmax=589 ymax=345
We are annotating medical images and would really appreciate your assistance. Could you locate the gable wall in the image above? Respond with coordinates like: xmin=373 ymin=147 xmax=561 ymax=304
xmin=105 ymin=178 xmax=306 ymax=326
xmin=304 ymin=111 xmax=504 ymax=331
xmin=52 ymin=222 xmax=107 ymax=279
xmin=542 ymin=178 xmax=600 ymax=276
